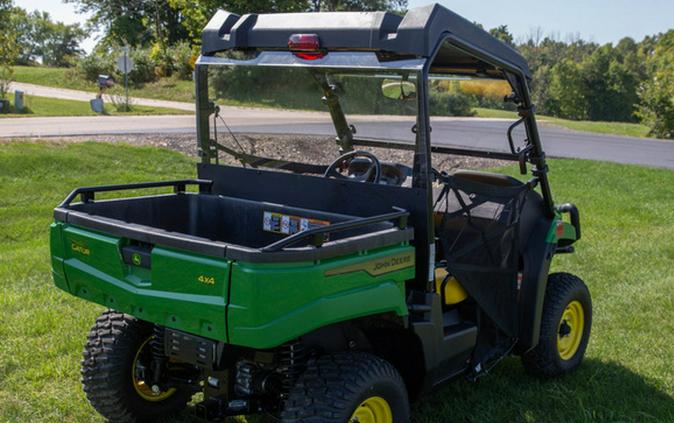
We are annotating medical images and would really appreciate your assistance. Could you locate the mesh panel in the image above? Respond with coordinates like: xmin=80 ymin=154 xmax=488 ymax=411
xmin=434 ymin=176 xmax=530 ymax=336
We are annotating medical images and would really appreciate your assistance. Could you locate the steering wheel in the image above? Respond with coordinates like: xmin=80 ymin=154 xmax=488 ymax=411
xmin=324 ymin=150 xmax=382 ymax=183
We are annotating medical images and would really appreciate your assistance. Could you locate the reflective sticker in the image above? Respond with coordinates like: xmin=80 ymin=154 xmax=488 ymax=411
xmin=262 ymin=211 xmax=330 ymax=236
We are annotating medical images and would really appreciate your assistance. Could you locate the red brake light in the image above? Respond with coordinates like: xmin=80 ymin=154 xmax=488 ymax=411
xmin=288 ymin=33 xmax=325 ymax=60
xmin=556 ymin=221 xmax=565 ymax=238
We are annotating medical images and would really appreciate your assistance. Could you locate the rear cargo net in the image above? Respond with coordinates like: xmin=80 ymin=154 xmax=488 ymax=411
xmin=434 ymin=174 xmax=531 ymax=336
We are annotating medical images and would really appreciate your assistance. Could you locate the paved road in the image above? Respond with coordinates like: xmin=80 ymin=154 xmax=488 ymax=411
xmin=2 ymin=106 xmax=673 ymax=169
xmin=9 ymin=82 xmax=194 ymax=112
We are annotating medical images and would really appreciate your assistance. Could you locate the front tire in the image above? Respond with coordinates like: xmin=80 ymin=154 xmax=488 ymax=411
xmin=522 ymin=272 xmax=592 ymax=377
xmin=281 ymin=352 xmax=409 ymax=423
xmin=81 ymin=310 xmax=191 ymax=423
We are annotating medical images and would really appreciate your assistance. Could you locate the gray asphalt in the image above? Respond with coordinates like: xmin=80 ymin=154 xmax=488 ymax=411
xmin=2 ymin=113 xmax=673 ymax=169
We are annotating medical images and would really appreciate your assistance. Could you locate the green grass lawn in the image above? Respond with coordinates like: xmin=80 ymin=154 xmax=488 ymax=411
xmin=1 ymin=142 xmax=673 ymax=422
xmin=0 ymin=92 xmax=187 ymax=117
xmin=474 ymin=107 xmax=652 ymax=138
xmin=12 ymin=65 xmax=194 ymax=103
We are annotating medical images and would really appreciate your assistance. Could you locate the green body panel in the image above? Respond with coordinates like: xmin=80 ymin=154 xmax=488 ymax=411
xmin=227 ymin=245 xmax=415 ymax=349
xmin=53 ymin=223 xmax=230 ymax=340
xmin=545 ymin=214 xmax=577 ymax=244
xmin=50 ymin=222 xmax=414 ymax=347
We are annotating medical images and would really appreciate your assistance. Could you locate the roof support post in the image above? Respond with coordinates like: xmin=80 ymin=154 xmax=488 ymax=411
xmin=412 ymin=67 xmax=436 ymax=292
xmin=195 ymin=64 xmax=215 ymax=164
xmin=516 ymin=76 xmax=555 ymax=218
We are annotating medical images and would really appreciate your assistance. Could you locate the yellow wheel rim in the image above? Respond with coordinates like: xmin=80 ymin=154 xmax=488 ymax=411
xmin=131 ymin=338 xmax=176 ymax=402
xmin=557 ymin=300 xmax=585 ymax=360
xmin=349 ymin=396 xmax=393 ymax=423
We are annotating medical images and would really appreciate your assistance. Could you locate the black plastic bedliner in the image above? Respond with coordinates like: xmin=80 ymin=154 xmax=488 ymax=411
xmin=53 ymin=180 xmax=413 ymax=263
xmin=70 ymin=194 xmax=373 ymax=248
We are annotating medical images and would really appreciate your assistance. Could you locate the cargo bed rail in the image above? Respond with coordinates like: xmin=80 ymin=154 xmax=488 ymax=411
xmin=58 ymin=179 xmax=213 ymax=208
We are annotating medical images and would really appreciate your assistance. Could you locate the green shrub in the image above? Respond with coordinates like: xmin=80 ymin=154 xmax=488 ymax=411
xmin=170 ymin=41 xmax=196 ymax=80
xmin=76 ymin=54 xmax=115 ymax=82
xmin=128 ymin=48 xmax=157 ymax=84
xmin=429 ymin=90 xmax=476 ymax=117
xmin=150 ymin=44 xmax=174 ymax=78
xmin=0 ymin=65 xmax=12 ymax=101
xmin=638 ymin=74 xmax=674 ymax=139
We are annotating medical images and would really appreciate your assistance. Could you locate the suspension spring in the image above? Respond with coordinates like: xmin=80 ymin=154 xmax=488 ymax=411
xmin=277 ymin=341 xmax=307 ymax=397
xmin=150 ymin=325 xmax=167 ymax=386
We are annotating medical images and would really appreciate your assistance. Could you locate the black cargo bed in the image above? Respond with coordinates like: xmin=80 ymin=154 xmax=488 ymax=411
xmin=54 ymin=180 xmax=412 ymax=263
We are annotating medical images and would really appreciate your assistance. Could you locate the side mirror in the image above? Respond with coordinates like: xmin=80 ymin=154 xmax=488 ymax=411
xmin=381 ymin=79 xmax=416 ymax=101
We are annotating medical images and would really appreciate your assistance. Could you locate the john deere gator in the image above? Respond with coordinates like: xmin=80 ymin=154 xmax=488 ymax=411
xmin=50 ymin=3 xmax=590 ymax=422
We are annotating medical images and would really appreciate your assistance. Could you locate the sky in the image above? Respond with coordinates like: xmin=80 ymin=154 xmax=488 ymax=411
xmin=13 ymin=0 xmax=674 ymax=53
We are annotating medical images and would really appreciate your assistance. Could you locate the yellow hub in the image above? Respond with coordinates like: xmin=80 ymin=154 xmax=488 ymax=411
xmin=131 ymin=338 xmax=176 ymax=402
xmin=349 ymin=396 xmax=393 ymax=423
xmin=557 ymin=300 xmax=585 ymax=360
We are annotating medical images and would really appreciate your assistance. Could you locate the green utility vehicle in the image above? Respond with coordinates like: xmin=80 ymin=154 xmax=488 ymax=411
xmin=50 ymin=4 xmax=591 ymax=422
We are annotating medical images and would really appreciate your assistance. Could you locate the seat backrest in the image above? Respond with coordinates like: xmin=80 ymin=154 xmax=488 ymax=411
xmin=452 ymin=169 xmax=523 ymax=187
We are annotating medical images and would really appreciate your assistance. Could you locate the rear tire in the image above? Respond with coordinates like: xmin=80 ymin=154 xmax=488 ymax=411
xmin=81 ymin=310 xmax=191 ymax=423
xmin=522 ymin=272 xmax=592 ymax=377
xmin=281 ymin=352 xmax=409 ymax=423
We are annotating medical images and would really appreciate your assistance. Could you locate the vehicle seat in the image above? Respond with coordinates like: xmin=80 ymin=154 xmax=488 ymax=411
xmin=451 ymin=169 xmax=523 ymax=187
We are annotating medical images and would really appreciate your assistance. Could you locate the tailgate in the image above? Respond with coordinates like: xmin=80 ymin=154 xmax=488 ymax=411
xmin=53 ymin=223 xmax=230 ymax=341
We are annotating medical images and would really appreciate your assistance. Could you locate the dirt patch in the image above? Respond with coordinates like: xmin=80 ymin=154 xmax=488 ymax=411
xmin=15 ymin=133 xmax=508 ymax=172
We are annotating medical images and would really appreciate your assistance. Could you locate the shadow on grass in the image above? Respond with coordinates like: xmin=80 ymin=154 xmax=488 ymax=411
xmin=154 ymin=358 xmax=674 ymax=423
xmin=412 ymin=358 xmax=674 ymax=422
xmin=0 ymin=105 xmax=34 ymax=115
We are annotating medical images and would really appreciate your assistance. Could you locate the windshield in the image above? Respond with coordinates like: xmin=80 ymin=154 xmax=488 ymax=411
xmin=208 ymin=65 xmax=417 ymax=174
xmin=206 ymin=65 xmax=418 ymax=164
xmin=202 ymin=58 xmax=528 ymax=181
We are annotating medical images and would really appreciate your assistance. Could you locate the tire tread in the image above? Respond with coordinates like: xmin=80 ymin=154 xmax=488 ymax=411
xmin=281 ymin=352 xmax=409 ymax=423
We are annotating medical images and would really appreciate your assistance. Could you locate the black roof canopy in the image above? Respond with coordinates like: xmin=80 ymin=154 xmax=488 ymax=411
xmin=201 ymin=3 xmax=531 ymax=79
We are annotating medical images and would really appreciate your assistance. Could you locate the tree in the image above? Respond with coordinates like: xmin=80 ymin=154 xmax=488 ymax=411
xmin=315 ymin=0 xmax=407 ymax=12
xmin=65 ymin=0 xmax=189 ymax=48
xmin=13 ymin=9 xmax=86 ymax=66
xmin=638 ymin=30 xmax=674 ymax=138
xmin=489 ymin=25 xmax=514 ymax=47
xmin=580 ymin=44 xmax=641 ymax=122
xmin=167 ymin=0 xmax=310 ymax=43
xmin=547 ymin=59 xmax=587 ymax=120
xmin=0 ymin=0 xmax=19 ymax=63
xmin=0 ymin=0 xmax=19 ymax=100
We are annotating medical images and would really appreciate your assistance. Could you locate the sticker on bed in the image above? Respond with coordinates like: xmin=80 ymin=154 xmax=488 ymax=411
xmin=263 ymin=211 xmax=329 ymax=235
